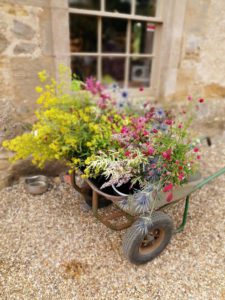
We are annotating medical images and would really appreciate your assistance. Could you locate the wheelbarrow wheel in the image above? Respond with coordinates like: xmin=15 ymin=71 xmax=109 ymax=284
xmin=122 ymin=211 xmax=173 ymax=265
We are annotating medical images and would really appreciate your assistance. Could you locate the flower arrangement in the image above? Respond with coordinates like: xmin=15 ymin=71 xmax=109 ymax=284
xmin=3 ymin=65 xmax=204 ymax=215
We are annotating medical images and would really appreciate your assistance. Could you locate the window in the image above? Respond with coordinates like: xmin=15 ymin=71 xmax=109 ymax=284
xmin=68 ymin=0 xmax=163 ymax=93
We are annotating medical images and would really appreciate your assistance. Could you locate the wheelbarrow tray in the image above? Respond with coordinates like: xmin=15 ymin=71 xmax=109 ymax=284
xmin=83 ymin=174 xmax=202 ymax=211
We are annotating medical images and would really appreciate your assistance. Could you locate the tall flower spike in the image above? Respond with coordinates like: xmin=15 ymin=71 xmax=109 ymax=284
xmin=117 ymin=198 xmax=131 ymax=213
xmin=132 ymin=192 xmax=152 ymax=214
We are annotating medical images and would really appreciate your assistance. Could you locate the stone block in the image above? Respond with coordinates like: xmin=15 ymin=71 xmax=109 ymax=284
xmin=10 ymin=56 xmax=55 ymax=107
xmin=203 ymin=83 xmax=225 ymax=98
xmin=2 ymin=3 xmax=29 ymax=16
xmin=11 ymin=20 xmax=35 ymax=40
xmin=0 ymin=176 xmax=10 ymax=189
xmin=0 ymin=159 xmax=10 ymax=171
xmin=7 ymin=158 xmax=68 ymax=183
xmin=13 ymin=43 xmax=36 ymax=55
xmin=0 ymin=33 xmax=9 ymax=53
xmin=1 ymin=0 xmax=51 ymax=8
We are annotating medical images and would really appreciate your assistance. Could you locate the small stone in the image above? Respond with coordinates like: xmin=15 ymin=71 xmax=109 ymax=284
xmin=0 ymin=33 xmax=9 ymax=53
xmin=13 ymin=43 xmax=36 ymax=55
xmin=11 ymin=20 xmax=35 ymax=40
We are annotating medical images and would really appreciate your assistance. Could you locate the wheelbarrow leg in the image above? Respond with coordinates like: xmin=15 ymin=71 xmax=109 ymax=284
xmin=92 ymin=190 xmax=99 ymax=214
xmin=174 ymin=195 xmax=190 ymax=233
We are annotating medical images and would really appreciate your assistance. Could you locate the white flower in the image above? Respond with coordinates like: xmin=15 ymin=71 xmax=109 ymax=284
xmin=33 ymin=130 xmax=38 ymax=136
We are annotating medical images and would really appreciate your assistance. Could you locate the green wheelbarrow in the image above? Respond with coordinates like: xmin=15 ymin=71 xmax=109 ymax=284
xmin=71 ymin=137 xmax=222 ymax=265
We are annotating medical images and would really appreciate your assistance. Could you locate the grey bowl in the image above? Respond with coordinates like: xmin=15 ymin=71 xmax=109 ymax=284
xmin=24 ymin=175 xmax=49 ymax=195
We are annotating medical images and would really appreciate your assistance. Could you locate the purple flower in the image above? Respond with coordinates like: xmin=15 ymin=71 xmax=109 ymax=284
xmin=121 ymin=90 xmax=128 ymax=98
xmin=155 ymin=108 xmax=165 ymax=119
xmin=133 ymin=192 xmax=152 ymax=214
xmin=112 ymin=83 xmax=118 ymax=90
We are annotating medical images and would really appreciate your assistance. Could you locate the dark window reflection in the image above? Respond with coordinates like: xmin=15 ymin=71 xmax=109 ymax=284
xmin=68 ymin=0 xmax=100 ymax=10
xmin=136 ymin=0 xmax=157 ymax=17
xmin=71 ymin=56 xmax=97 ymax=81
xmin=102 ymin=18 xmax=127 ymax=53
xmin=106 ymin=0 xmax=131 ymax=14
xmin=102 ymin=57 xmax=125 ymax=87
xmin=129 ymin=58 xmax=152 ymax=87
xmin=131 ymin=21 xmax=155 ymax=54
xmin=69 ymin=14 xmax=97 ymax=52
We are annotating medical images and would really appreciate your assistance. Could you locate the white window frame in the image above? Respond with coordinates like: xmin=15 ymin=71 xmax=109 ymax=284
xmin=68 ymin=0 xmax=163 ymax=96
xmin=50 ymin=0 xmax=187 ymax=99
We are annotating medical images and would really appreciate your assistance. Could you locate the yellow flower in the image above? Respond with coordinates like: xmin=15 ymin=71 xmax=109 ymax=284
xmin=38 ymin=70 xmax=48 ymax=82
xmin=72 ymin=158 xmax=81 ymax=164
xmin=35 ymin=86 xmax=43 ymax=93
xmin=86 ymin=141 xmax=92 ymax=147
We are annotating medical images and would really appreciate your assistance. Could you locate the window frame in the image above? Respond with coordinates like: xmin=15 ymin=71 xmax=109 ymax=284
xmin=68 ymin=0 xmax=163 ymax=95
xmin=50 ymin=0 xmax=187 ymax=99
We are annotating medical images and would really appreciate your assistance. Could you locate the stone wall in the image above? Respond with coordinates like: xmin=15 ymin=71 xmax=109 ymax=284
xmin=158 ymin=0 xmax=225 ymax=137
xmin=166 ymin=0 xmax=225 ymax=100
xmin=0 ymin=0 xmax=55 ymax=188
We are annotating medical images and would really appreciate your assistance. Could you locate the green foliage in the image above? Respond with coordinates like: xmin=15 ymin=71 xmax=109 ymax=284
xmin=2 ymin=66 xmax=126 ymax=170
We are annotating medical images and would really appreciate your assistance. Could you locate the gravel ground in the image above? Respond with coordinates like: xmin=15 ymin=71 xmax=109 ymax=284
xmin=0 ymin=135 xmax=225 ymax=300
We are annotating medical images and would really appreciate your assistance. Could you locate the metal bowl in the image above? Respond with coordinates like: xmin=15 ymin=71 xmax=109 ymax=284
xmin=24 ymin=175 xmax=49 ymax=195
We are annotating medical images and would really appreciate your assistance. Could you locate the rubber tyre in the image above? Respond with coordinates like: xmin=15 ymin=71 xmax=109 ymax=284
xmin=122 ymin=211 xmax=173 ymax=265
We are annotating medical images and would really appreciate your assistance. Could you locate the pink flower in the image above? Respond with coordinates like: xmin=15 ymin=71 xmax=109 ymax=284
xmin=178 ymin=123 xmax=183 ymax=129
xmin=163 ymin=183 xmax=173 ymax=192
xmin=178 ymin=172 xmax=185 ymax=181
xmin=147 ymin=146 xmax=154 ymax=155
xmin=197 ymin=155 xmax=201 ymax=160
xmin=165 ymin=119 xmax=173 ymax=125
xmin=137 ymin=117 xmax=147 ymax=124
xmin=194 ymin=147 xmax=199 ymax=153
xmin=100 ymin=92 xmax=111 ymax=100
xmin=198 ymin=98 xmax=204 ymax=103
xmin=124 ymin=151 xmax=131 ymax=157
xmin=121 ymin=126 xmax=129 ymax=134
xmin=166 ymin=192 xmax=173 ymax=202
xmin=143 ymin=130 xmax=149 ymax=136
xmin=162 ymin=149 xmax=172 ymax=160
xmin=153 ymin=128 xmax=158 ymax=134
xmin=139 ymin=86 xmax=144 ymax=92
xmin=85 ymin=77 xmax=104 ymax=96
xmin=97 ymin=98 xmax=107 ymax=109
xmin=187 ymin=96 xmax=192 ymax=101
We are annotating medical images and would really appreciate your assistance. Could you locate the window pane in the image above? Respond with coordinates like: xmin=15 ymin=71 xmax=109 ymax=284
xmin=102 ymin=18 xmax=127 ymax=53
xmin=69 ymin=14 xmax=97 ymax=52
xmin=71 ymin=56 xmax=97 ymax=81
xmin=102 ymin=57 xmax=125 ymax=87
xmin=129 ymin=58 xmax=152 ymax=87
xmin=106 ymin=0 xmax=131 ymax=14
xmin=131 ymin=21 xmax=155 ymax=54
xmin=136 ymin=0 xmax=157 ymax=17
xmin=68 ymin=0 xmax=100 ymax=10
